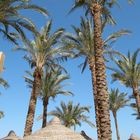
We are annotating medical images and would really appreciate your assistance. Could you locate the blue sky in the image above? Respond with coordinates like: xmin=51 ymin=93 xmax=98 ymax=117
xmin=0 ymin=0 xmax=140 ymax=140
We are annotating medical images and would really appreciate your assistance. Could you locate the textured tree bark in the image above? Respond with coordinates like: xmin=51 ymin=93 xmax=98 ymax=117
xmin=88 ymin=57 xmax=101 ymax=140
xmin=113 ymin=112 xmax=120 ymax=140
xmin=91 ymin=3 xmax=112 ymax=140
xmin=133 ymin=86 xmax=140 ymax=119
xmin=24 ymin=68 xmax=42 ymax=136
xmin=42 ymin=97 xmax=48 ymax=128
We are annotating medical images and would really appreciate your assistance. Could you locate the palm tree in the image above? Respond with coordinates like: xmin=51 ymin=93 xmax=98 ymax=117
xmin=109 ymin=49 xmax=140 ymax=119
xmin=40 ymin=68 xmax=73 ymax=128
xmin=62 ymin=17 xmax=129 ymax=139
xmin=25 ymin=68 xmax=73 ymax=128
xmin=15 ymin=20 xmax=72 ymax=136
xmin=0 ymin=0 xmax=48 ymax=44
xmin=109 ymin=88 xmax=129 ymax=140
xmin=49 ymin=101 xmax=95 ymax=130
xmin=70 ymin=1 xmax=132 ymax=139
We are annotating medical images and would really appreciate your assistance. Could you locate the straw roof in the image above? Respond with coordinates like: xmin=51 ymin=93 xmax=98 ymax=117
xmin=1 ymin=130 xmax=21 ymax=140
xmin=23 ymin=117 xmax=88 ymax=140
xmin=129 ymin=134 xmax=140 ymax=140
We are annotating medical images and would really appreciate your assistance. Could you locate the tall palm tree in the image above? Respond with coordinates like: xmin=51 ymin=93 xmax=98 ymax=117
xmin=62 ymin=17 xmax=129 ymax=139
xmin=70 ymin=1 xmax=132 ymax=139
xmin=0 ymin=0 xmax=48 ymax=44
xmin=49 ymin=101 xmax=95 ymax=130
xmin=109 ymin=49 xmax=140 ymax=119
xmin=25 ymin=68 xmax=73 ymax=128
xmin=15 ymin=21 xmax=71 ymax=136
xmin=40 ymin=68 xmax=73 ymax=128
xmin=109 ymin=88 xmax=129 ymax=140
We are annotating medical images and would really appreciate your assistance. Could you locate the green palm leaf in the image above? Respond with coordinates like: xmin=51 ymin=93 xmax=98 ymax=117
xmin=48 ymin=101 xmax=95 ymax=129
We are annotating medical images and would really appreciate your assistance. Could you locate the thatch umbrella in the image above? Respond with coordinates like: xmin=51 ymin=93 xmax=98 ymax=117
xmin=23 ymin=117 xmax=90 ymax=140
xmin=129 ymin=134 xmax=140 ymax=140
xmin=1 ymin=130 xmax=22 ymax=140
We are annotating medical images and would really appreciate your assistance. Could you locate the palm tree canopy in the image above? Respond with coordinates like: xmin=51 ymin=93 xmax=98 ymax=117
xmin=0 ymin=77 xmax=9 ymax=88
xmin=0 ymin=0 xmax=48 ymax=44
xmin=62 ymin=17 xmax=130 ymax=72
xmin=40 ymin=68 xmax=73 ymax=100
xmin=109 ymin=88 xmax=129 ymax=113
xmin=70 ymin=1 xmax=110 ymax=25
xmin=24 ymin=68 xmax=73 ymax=99
xmin=70 ymin=0 xmax=133 ymax=27
xmin=14 ymin=20 xmax=72 ymax=70
xmin=109 ymin=49 xmax=140 ymax=88
xmin=49 ymin=101 xmax=95 ymax=129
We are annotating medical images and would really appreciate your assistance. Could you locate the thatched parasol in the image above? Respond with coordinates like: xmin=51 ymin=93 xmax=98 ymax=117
xmin=1 ymin=130 xmax=22 ymax=140
xmin=129 ymin=134 xmax=140 ymax=140
xmin=23 ymin=117 xmax=89 ymax=140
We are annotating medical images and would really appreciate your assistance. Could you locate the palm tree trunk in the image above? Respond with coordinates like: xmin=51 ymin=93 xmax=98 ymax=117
xmin=81 ymin=131 xmax=93 ymax=140
xmin=42 ymin=97 xmax=48 ymax=128
xmin=24 ymin=68 xmax=42 ymax=136
xmin=133 ymin=86 xmax=140 ymax=119
xmin=91 ymin=3 xmax=112 ymax=140
xmin=113 ymin=112 xmax=120 ymax=140
xmin=88 ymin=57 xmax=101 ymax=140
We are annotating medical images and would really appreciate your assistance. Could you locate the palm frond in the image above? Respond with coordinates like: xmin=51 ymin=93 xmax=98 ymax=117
xmin=48 ymin=101 xmax=95 ymax=129
xmin=0 ymin=0 xmax=48 ymax=44
xmin=109 ymin=88 xmax=129 ymax=113
xmin=0 ymin=77 xmax=9 ymax=88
